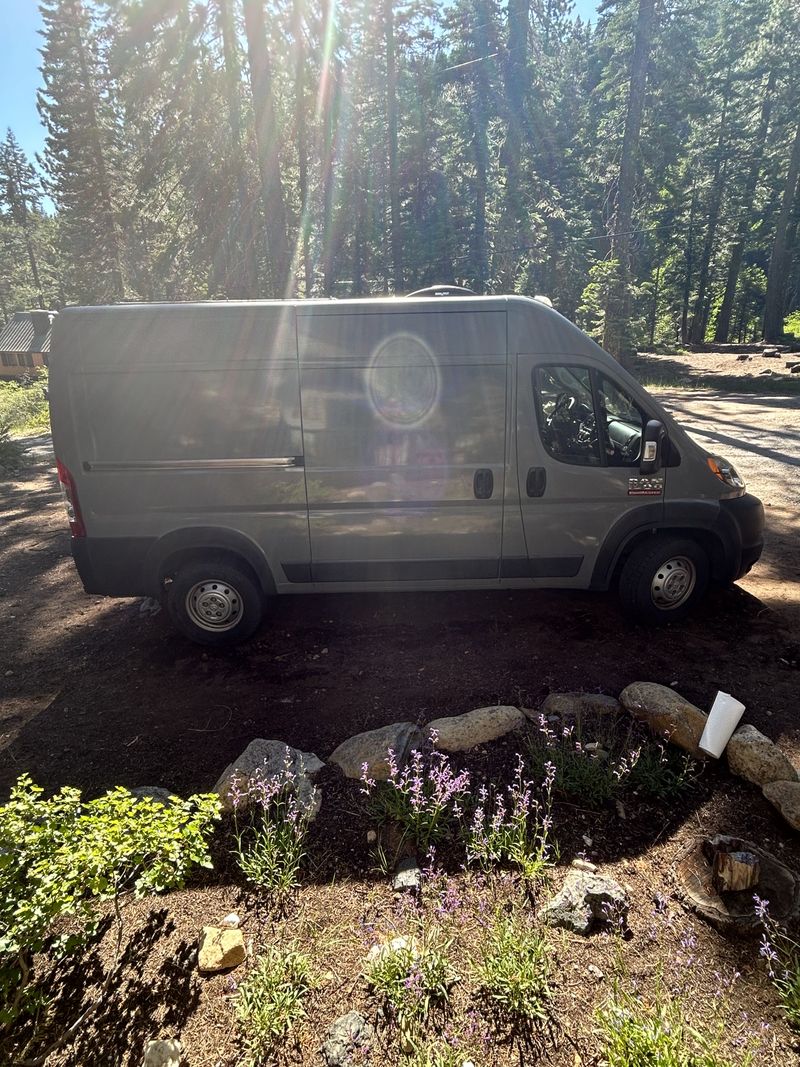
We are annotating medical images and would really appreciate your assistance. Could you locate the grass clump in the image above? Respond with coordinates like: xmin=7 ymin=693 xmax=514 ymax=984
xmin=236 ymin=946 xmax=313 ymax=1065
xmin=596 ymin=986 xmax=752 ymax=1066
xmin=473 ymin=909 xmax=550 ymax=1029
xmin=364 ymin=930 xmax=457 ymax=1041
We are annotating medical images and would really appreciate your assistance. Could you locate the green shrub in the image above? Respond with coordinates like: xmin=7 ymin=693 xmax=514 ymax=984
xmin=0 ymin=370 xmax=50 ymax=435
xmin=364 ymin=930 xmax=457 ymax=1040
xmin=0 ymin=775 xmax=220 ymax=1042
xmin=473 ymin=909 xmax=550 ymax=1028
xmin=236 ymin=947 xmax=313 ymax=1065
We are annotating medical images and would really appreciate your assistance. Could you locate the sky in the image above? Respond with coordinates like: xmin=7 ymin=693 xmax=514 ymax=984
xmin=0 ymin=0 xmax=600 ymax=166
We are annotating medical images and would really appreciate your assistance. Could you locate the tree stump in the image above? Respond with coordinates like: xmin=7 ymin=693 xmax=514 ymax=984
xmin=712 ymin=849 xmax=760 ymax=894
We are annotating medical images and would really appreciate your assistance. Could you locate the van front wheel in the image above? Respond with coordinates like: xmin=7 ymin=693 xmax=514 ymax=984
xmin=166 ymin=559 xmax=263 ymax=645
xmin=618 ymin=536 xmax=709 ymax=624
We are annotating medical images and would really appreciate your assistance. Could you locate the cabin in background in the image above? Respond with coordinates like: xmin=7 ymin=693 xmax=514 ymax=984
xmin=0 ymin=311 xmax=54 ymax=379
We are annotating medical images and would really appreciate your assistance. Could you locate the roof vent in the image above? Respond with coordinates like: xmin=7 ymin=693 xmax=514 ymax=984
xmin=533 ymin=295 xmax=553 ymax=307
xmin=406 ymin=285 xmax=477 ymax=298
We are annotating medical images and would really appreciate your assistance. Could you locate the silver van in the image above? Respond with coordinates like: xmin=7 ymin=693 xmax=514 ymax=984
xmin=49 ymin=292 xmax=764 ymax=645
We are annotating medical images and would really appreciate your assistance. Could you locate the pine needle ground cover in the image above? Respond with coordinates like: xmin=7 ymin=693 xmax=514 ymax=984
xmin=4 ymin=724 xmax=798 ymax=1067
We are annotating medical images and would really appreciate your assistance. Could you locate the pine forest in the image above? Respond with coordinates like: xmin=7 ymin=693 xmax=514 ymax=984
xmin=2 ymin=0 xmax=800 ymax=360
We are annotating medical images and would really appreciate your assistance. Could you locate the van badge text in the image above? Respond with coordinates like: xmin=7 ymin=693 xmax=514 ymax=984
xmin=628 ymin=476 xmax=664 ymax=496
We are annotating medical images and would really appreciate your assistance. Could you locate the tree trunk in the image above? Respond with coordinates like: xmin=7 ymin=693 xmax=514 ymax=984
xmin=384 ymin=0 xmax=403 ymax=292
xmin=681 ymin=183 xmax=698 ymax=345
xmin=602 ymin=0 xmax=657 ymax=362
xmin=688 ymin=69 xmax=731 ymax=343
xmin=763 ymin=114 xmax=800 ymax=342
xmin=292 ymin=0 xmax=311 ymax=296
xmin=648 ymin=264 xmax=660 ymax=347
xmin=242 ymin=0 xmax=291 ymax=297
xmin=216 ymin=0 xmax=258 ymax=296
xmin=714 ymin=71 xmax=775 ymax=342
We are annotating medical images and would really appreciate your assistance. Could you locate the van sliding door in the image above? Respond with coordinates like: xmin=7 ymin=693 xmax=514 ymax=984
xmin=293 ymin=308 xmax=507 ymax=587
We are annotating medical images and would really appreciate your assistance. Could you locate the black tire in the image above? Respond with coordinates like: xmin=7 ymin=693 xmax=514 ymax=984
xmin=166 ymin=557 xmax=264 ymax=646
xmin=618 ymin=536 xmax=710 ymax=624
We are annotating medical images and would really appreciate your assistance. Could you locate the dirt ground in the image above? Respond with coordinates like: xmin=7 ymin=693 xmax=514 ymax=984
xmin=1 ymin=348 xmax=799 ymax=800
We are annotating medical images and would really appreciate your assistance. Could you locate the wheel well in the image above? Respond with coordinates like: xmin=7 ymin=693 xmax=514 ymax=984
xmin=611 ymin=527 xmax=726 ymax=587
xmin=158 ymin=547 xmax=263 ymax=595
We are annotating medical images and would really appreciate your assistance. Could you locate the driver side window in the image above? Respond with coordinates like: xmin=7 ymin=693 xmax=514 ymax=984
xmin=533 ymin=366 xmax=602 ymax=466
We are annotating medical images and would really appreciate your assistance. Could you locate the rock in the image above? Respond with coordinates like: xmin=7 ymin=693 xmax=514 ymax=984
xmin=330 ymin=722 xmax=423 ymax=781
xmin=197 ymin=926 xmax=246 ymax=973
xmin=540 ymin=870 xmax=629 ymax=935
xmin=142 ymin=1039 xmax=183 ymax=1067
xmin=620 ymin=682 xmax=708 ymax=757
xmin=762 ymin=347 xmax=779 ymax=358
xmin=366 ymin=829 xmax=378 ymax=846
xmin=736 ymin=353 xmax=751 ymax=362
xmin=763 ymin=781 xmax=800 ymax=832
xmin=392 ymin=856 xmax=422 ymax=892
xmin=129 ymin=786 xmax=179 ymax=805
xmin=321 ymin=1011 xmax=376 ymax=1067
xmin=535 ymin=692 xmax=621 ymax=719
xmin=586 ymin=964 xmax=604 ymax=981
xmin=571 ymin=858 xmax=597 ymax=873
xmin=365 ymin=935 xmax=417 ymax=968
xmin=427 ymin=705 xmax=526 ymax=752
xmin=674 ymin=834 xmax=800 ymax=931
xmin=726 ymin=725 xmax=798 ymax=787
xmin=214 ymin=739 xmax=324 ymax=816
xmin=220 ymin=912 xmax=240 ymax=929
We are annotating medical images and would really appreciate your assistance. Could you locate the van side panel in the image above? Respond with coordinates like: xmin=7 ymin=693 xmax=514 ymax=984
xmin=50 ymin=305 xmax=310 ymax=595
xmin=295 ymin=308 xmax=507 ymax=584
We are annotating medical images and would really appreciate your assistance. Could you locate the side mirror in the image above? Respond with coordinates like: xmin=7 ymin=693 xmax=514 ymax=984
xmin=640 ymin=419 xmax=666 ymax=474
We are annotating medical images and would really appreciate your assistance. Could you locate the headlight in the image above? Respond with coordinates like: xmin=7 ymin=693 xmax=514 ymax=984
xmin=706 ymin=454 xmax=745 ymax=490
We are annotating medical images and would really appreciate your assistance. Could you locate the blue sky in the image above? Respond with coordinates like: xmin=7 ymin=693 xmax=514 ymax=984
xmin=0 ymin=0 xmax=599 ymax=166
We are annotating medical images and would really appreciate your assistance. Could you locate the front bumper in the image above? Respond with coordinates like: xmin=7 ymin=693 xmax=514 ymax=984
xmin=719 ymin=493 xmax=765 ymax=580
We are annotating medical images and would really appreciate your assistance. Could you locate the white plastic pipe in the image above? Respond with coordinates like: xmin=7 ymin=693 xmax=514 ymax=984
xmin=698 ymin=691 xmax=746 ymax=758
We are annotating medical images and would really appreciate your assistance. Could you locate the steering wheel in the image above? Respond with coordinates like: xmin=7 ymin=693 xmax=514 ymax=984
xmin=549 ymin=392 xmax=576 ymax=425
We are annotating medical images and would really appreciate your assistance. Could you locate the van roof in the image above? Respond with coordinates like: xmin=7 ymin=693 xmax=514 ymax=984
xmin=59 ymin=293 xmax=535 ymax=315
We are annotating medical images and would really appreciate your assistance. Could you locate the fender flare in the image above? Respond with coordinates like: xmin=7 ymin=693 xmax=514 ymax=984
xmin=589 ymin=500 xmax=738 ymax=590
xmin=142 ymin=526 xmax=277 ymax=596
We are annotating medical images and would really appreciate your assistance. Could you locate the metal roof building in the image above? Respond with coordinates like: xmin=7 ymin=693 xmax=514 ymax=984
xmin=0 ymin=310 xmax=54 ymax=378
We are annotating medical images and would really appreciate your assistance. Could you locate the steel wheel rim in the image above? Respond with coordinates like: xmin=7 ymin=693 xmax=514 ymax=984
xmin=186 ymin=579 xmax=243 ymax=632
xmin=650 ymin=556 xmax=697 ymax=610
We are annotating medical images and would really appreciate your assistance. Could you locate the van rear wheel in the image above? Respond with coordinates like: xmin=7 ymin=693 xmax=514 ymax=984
xmin=166 ymin=559 xmax=263 ymax=646
xmin=618 ymin=536 xmax=709 ymax=624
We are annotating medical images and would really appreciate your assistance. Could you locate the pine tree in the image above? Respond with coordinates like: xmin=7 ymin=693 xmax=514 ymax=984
xmin=38 ymin=0 xmax=125 ymax=303
xmin=0 ymin=130 xmax=46 ymax=309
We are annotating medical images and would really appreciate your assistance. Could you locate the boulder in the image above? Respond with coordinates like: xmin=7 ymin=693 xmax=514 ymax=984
xmin=214 ymin=739 xmax=324 ymax=817
xmin=142 ymin=1039 xmax=183 ymax=1067
xmin=726 ymin=725 xmax=798 ymax=787
xmin=540 ymin=870 xmax=628 ymax=935
xmin=427 ymin=705 xmax=526 ymax=752
xmin=330 ymin=722 xmax=423 ymax=781
xmin=763 ymin=781 xmax=800 ymax=832
xmin=197 ymin=926 xmax=246 ymax=973
xmin=321 ymin=1011 xmax=376 ymax=1067
xmin=536 ymin=692 xmax=621 ymax=719
xmin=620 ymin=682 xmax=707 ymax=757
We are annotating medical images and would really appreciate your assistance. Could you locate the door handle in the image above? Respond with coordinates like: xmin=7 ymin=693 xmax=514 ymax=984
xmin=473 ymin=468 xmax=494 ymax=499
xmin=526 ymin=467 xmax=546 ymax=497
